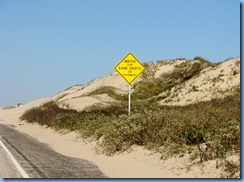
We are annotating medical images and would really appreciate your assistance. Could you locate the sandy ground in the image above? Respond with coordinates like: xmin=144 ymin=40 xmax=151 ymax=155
xmin=0 ymin=100 xmax=237 ymax=178
xmin=54 ymin=72 xmax=131 ymax=103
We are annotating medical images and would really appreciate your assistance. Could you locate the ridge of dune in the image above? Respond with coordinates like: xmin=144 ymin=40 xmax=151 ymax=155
xmin=51 ymin=58 xmax=240 ymax=111
xmin=159 ymin=58 xmax=240 ymax=105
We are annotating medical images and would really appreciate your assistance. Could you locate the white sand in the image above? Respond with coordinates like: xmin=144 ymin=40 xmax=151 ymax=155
xmin=53 ymin=72 xmax=131 ymax=103
xmin=60 ymin=94 xmax=115 ymax=112
xmin=155 ymin=59 xmax=186 ymax=78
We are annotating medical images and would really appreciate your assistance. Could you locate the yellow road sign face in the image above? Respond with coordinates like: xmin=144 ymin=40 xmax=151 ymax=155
xmin=115 ymin=53 xmax=145 ymax=84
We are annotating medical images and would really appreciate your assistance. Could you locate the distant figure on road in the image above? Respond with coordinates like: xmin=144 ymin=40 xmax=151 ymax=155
xmin=17 ymin=103 xmax=23 ymax=107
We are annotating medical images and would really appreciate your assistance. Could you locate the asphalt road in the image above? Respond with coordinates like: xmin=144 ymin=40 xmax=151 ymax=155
xmin=0 ymin=140 xmax=22 ymax=178
xmin=0 ymin=124 xmax=107 ymax=178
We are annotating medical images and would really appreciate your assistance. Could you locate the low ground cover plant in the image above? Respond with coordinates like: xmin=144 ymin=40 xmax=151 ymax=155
xmin=21 ymin=91 xmax=240 ymax=161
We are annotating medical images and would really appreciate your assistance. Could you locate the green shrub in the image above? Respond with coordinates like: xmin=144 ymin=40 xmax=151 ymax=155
xmin=193 ymin=56 xmax=216 ymax=67
xmin=132 ymin=78 xmax=167 ymax=100
xmin=20 ymin=89 xmax=240 ymax=161
xmin=20 ymin=101 xmax=77 ymax=127
xmin=87 ymin=86 xmax=127 ymax=101
xmin=131 ymin=59 xmax=215 ymax=101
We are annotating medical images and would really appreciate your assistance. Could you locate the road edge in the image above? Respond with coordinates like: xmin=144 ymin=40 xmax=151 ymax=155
xmin=0 ymin=135 xmax=30 ymax=178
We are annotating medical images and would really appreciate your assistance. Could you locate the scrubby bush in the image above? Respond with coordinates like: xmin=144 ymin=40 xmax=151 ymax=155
xmin=193 ymin=56 xmax=216 ymax=67
xmin=20 ymin=92 xmax=240 ymax=159
xmin=132 ymin=60 xmax=211 ymax=100
xmin=87 ymin=86 xmax=127 ymax=101
xmin=20 ymin=101 xmax=77 ymax=127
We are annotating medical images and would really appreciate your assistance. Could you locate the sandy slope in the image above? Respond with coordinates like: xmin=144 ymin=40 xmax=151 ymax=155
xmin=160 ymin=58 xmax=240 ymax=105
xmin=53 ymin=72 xmax=130 ymax=102
xmin=51 ymin=72 xmax=132 ymax=111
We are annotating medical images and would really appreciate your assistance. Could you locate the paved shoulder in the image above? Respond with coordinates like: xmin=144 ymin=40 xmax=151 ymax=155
xmin=0 ymin=124 xmax=107 ymax=178
xmin=0 ymin=142 xmax=22 ymax=178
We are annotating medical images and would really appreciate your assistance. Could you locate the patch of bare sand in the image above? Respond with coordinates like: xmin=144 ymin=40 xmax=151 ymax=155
xmin=60 ymin=94 xmax=115 ymax=112
xmin=0 ymin=98 xmax=51 ymax=120
xmin=155 ymin=59 xmax=187 ymax=78
xmin=52 ymin=85 xmax=84 ymax=101
xmin=53 ymin=72 xmax=131 ymax=103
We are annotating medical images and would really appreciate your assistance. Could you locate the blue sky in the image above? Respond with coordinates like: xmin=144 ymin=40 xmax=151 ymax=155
xmin=0 ymin=0 xmax=240 ymax=107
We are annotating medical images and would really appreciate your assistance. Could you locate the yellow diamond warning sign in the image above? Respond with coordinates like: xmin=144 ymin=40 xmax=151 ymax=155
xmin=115 ymin=53 xmax=145 ymax=84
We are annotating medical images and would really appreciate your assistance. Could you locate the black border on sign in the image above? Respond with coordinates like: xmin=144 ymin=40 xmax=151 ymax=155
xmin=114 ymin=52 xmax=145 ymax=84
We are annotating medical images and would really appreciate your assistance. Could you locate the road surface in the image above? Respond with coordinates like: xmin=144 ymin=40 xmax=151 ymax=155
xmin=0 ymin=139 xmax=22 ymax=178
xmin=0 ymin=124 xmax=107 ymax=178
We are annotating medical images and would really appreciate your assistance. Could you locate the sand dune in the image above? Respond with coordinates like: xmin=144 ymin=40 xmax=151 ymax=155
xmin=0 ymin=58 xmax=240 ymax=178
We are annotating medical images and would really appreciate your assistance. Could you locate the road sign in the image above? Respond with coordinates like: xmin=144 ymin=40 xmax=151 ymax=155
xmin=115 ymin=53 xmax=145 ymax=84
xmin=115 ymin=53 xmax=145 ymax=115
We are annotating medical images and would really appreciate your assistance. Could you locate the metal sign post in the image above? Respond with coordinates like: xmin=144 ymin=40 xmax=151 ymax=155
xmin=128 ymin=84 xmax=131 ymax=115
xmin=115 ymin=53 xmax=145 ymax=115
